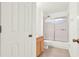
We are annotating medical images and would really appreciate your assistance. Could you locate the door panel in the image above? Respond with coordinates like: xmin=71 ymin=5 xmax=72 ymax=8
xmin=1 ymin=2 xmax=36 ymax=57
xmin=69 ymin=3 xmax=79 ymax=57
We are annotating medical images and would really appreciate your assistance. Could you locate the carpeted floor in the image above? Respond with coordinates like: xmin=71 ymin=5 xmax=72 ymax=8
xmin=40 ymin=47 xmax=70 ymax=57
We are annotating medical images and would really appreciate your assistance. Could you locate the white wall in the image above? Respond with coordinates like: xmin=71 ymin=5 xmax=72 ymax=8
xmin=50 ymin=11 xmax=68 ymax=18
xmin=36 ymin=4 xmax=43 ymax=37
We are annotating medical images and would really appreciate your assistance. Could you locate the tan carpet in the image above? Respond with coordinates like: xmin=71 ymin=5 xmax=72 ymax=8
xmin=40 ymin=47 xmax=70 ymax=57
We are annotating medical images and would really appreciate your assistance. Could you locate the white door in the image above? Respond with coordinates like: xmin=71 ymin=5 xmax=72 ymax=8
xmin=1 ymin=2 xmax=36 ymax=57
xmin=69 ymin=3 xmax=79 ymax=57
xmin=55 ymin=17 xmax=68 ymax=42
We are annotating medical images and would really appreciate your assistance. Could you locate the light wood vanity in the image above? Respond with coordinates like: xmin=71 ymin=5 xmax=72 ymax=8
xmin=36 ymin=36 xmax=44 ymax=57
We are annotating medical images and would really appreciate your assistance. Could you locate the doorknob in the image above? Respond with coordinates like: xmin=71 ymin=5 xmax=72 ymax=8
xmin=28 ymin=34 xmax=32 ymax=37
xmin=73 ymin=39 xmax=79 ymax=43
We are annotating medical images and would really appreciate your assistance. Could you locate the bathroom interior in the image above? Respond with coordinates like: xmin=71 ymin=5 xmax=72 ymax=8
xmin=36 ymin=2 xmax=70 ymax=57
xmin=0 ymin=2 xmax=79 ymax=57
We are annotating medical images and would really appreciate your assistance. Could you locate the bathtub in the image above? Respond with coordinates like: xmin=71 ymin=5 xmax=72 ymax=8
xmin=44 ymin=40 xmax=69 ymax=49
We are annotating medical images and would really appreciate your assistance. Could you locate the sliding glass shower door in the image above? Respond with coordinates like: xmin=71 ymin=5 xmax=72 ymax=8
xmin=55 ymin=17 xmax=68 ymax=42
xmin=44 ymin=17 xmax=55 ymax=41
xmin=44 ymin=17 xmax=68 ymax=42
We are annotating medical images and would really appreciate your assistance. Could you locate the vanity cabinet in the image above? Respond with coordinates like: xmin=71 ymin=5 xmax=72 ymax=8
xmin=36 ymin=36 xmax=44 ymax=57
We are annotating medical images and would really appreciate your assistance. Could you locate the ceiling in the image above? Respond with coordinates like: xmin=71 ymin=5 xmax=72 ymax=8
xmin=37 ymin=2 xmax=69 ymax=16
